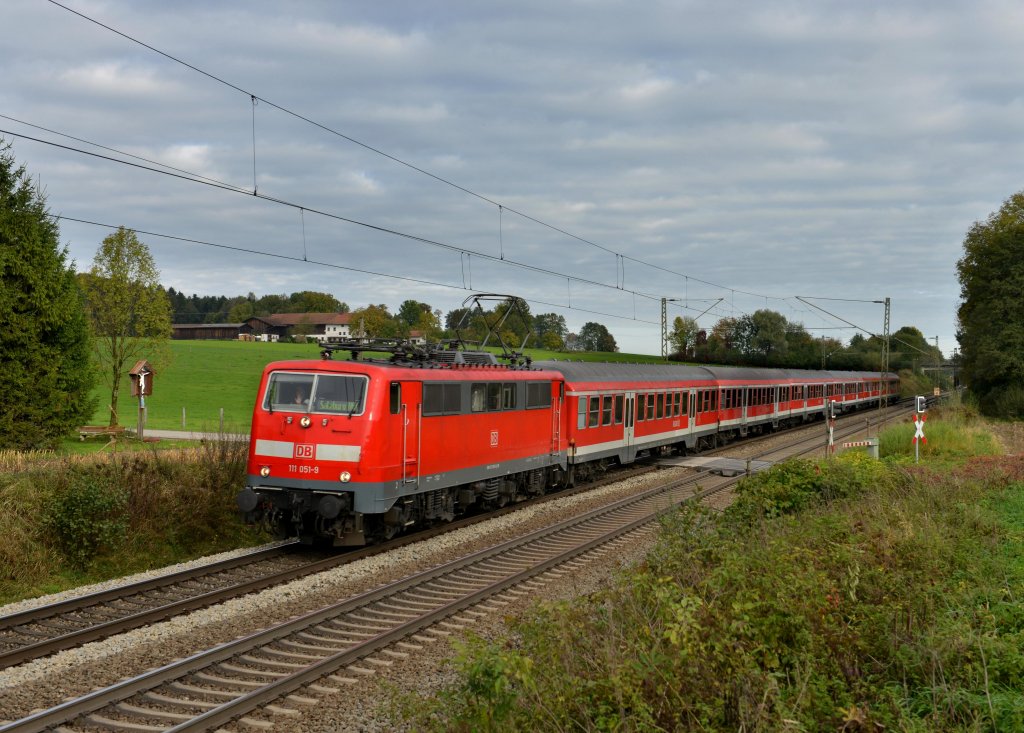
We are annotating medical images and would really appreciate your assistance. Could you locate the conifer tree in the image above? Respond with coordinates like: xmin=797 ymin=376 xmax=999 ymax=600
xmin=0 ymin=141 xmax=96 ymax=449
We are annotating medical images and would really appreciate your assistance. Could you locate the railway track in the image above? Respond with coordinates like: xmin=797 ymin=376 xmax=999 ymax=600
xmin=0 ymin=402 xmax=914 ymax=732
xmin=0 ymin=466 xmax=654 ymax=670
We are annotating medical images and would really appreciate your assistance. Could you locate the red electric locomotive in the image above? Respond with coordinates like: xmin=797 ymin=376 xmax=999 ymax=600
xmin=238 ymin=343 xmax=898 ymax=546
xmin=237 ymin=347 xmax=569 ymax=545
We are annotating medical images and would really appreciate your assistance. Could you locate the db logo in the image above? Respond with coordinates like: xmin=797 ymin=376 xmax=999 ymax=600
xmin=294 ymin=443 xmax=314 ymax=459
xmin=490 ymin=430 xmax=499 ymax=447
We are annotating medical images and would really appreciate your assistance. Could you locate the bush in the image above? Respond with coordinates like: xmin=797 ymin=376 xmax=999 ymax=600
xmin=726 ymin=451 xmax=889 ymax=525
xmin=1 ymin=435 xmax=259 ymax=601
xmin=42 ymin=471 xmax=128 ymax=569
xmin=408 ymin=412 xmax=1024 ymax=732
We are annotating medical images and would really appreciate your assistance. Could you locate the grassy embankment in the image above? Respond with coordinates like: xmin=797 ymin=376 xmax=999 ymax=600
xmin=0 ymin=437 xmax=264 ymax=604
xmin=408 ymin=403 xmax=1024 ymax=731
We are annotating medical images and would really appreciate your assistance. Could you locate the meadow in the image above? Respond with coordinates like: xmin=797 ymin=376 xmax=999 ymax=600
xmin=85 ymin=340 xmax=664 ymax=432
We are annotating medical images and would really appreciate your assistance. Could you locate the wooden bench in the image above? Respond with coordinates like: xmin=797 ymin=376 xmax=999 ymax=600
xmin=78 ymin=425 xmax=127 ymax=441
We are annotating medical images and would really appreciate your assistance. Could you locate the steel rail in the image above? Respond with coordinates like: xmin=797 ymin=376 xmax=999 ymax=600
xmin=0 ymin=544 xmax=296 ymax=632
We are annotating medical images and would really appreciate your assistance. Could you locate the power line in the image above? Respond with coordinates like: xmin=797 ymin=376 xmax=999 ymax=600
xmin=43 ymin=0 xmax=787 ymax=303
xmin=54 ymin=214 xmax=660 ymax=327
xmin=4 ymin=127 xmax=668 ymax=305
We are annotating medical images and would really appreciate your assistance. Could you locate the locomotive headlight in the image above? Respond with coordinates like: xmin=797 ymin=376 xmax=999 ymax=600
xmin=339 ymin=471 xmax=351 ymax=483
xmin=300 ymin=416 xmax=312 ymax=428
xmin=259 ymin=465 xmax=271 ymax=477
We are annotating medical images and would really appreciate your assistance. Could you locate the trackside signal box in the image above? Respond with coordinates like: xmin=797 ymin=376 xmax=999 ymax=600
xmin=915 ymin=395 xmax=927 ymax=413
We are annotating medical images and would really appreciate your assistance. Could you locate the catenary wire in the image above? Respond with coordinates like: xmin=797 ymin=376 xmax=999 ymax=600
xmin=53 ymin=214 xmax=661 ymax=326
xmin=44 ymin=0 xmax=787 ymax=302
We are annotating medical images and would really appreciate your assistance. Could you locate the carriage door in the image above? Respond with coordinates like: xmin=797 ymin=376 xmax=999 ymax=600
xmin=688 ymin=389 xmax=697 ymax=427
xmin=624 ymin=392 xmax=636 ymax=462
xmin=397 ymin=381 xmax=421 ymax=487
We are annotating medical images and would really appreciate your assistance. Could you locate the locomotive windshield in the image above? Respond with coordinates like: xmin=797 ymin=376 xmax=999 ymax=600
xmin=263 ymin=372 xmax=368 ymax=415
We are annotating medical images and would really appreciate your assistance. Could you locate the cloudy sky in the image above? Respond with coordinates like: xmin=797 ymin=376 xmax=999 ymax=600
xmin=3 ymin=0 xmax=1022 ymax=357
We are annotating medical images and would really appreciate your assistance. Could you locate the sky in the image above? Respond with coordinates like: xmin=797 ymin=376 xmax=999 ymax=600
xmin=3 ymin=0 xmax=1022 ymax=358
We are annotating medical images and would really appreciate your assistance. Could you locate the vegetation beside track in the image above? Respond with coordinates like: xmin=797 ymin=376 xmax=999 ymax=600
xmin=409 ymin=409 xmax=1024 ymax=731
xmin=0 ymin=436 xmax=266 ymax=604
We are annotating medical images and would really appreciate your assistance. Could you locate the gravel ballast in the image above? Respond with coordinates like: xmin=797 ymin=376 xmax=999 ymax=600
xmin=0 ymin=467 xmax=687 ymax=723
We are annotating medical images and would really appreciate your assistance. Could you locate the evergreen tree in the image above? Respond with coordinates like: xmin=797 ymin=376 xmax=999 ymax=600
xmin=0 ymin=141 xmax=96 ymax=449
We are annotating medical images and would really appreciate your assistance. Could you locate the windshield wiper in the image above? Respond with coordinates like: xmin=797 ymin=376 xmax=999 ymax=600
xmin=348 ymin=382 xmax=365 ymax=418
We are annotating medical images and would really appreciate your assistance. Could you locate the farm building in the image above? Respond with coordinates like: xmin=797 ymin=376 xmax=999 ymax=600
xmin=172 ymin=313 xmax=354 ymax=342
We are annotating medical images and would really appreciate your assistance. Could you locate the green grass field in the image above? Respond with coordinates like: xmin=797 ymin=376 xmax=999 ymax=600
xmin=87 ymin=340 xmax=666 ymax=432
xmin=87 ymin=341 xmax=321 ymax=431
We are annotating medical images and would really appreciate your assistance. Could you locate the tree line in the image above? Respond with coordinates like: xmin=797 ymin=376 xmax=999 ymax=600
xmin=667 ymin=311 xmax=943 ymax=374
xmin=164 ymin=288 xmax=620 ymax=354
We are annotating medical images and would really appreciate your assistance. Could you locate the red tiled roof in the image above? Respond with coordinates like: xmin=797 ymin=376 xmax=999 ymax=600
xmin=264 ymin=312 xmax=352 ymax=326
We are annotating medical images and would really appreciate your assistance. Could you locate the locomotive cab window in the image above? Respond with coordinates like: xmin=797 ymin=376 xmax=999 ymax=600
xmin=263 ymin=372 xmax=367 ymax=415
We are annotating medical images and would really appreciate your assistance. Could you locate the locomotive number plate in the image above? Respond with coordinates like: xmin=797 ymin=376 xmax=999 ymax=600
xmin=294 ymin=443 xmax=315 ymax=459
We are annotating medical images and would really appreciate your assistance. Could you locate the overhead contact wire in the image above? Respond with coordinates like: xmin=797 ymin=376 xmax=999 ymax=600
xmin=43 ymin=0 xmax=784 ymax=303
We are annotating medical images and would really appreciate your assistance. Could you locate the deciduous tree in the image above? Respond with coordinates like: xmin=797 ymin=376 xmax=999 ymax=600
xmin=956 ymin=191 xmax=1024 ymax=416
xmin=0 ymin=141 xmax=96 ymax=448
xmin=80 ymin=227 xmax=172 ymax=427
xmin=577 ymin=322 xmax=618 ymax=352
xmin=349 ymin=304 xmax=401 ymax=339
xmin=669 ymin=316 xmax=699 ymax=358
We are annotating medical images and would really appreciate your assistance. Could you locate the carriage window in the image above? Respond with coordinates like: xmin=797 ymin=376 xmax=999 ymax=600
xmin=656 ymin=394 xmax=664 ymax=419
xmin=526 ymin=382 xmax=551 ymax=409
xmin=471 ymin=384 xmax=487 ymax=412
xmin=469 ymin=383 xmax=502 ymax=412
xmin=646 ymin=394 xmax=655 ymax=420
xmin=674 ymin=392 xmax=681 ymax=416
xmin=602 ymin=396 xmax=613 ymax=426
xmin=502 ymin=383 xmax=517 ymax=410
xmin=424 ymin=383 xmax=462 ymax=415
xmin=589 ymin=396 xmax=600 ymax=428
xmin=578 ymin=397 xmax=587 ymax=428
xmin=636 ymin=394 xmax=646 ymax=422
xmin=614 ymin=395 xmax=624 ymax=424
xmin=487 ymin=383 xmax=501 ymax=410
